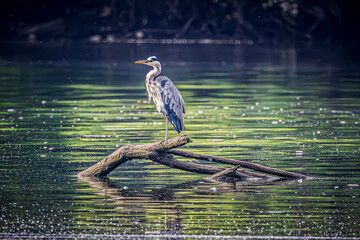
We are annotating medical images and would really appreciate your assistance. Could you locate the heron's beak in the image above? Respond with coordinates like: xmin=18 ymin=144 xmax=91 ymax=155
xmin=135 ymin=60 xmax=148 ymax=64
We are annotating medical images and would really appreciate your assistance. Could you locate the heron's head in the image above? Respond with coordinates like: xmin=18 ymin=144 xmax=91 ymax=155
xmin=135 ymin=56 xmax=160 ymax=67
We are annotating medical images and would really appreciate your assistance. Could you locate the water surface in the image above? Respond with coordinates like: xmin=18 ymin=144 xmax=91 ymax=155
xmin=0 ymin=43 xmax=359 ymax=238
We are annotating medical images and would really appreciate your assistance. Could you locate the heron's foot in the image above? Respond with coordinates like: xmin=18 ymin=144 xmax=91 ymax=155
xmin=159 ymin=139 xmax=167 ymax=145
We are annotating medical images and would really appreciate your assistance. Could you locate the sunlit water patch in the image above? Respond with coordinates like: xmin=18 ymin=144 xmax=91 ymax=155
xmin=0 ymin=43 xmax=359 ymax=238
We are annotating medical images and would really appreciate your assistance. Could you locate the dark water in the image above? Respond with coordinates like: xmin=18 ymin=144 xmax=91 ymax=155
xmin=0 ymin=42 xmax=360 ymax=238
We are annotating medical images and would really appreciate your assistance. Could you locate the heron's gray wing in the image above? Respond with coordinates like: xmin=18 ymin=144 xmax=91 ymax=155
xmin=157 ymin=76 xmax=185 ymax=133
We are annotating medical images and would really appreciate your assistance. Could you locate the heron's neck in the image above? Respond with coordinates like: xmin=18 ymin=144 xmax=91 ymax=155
xmin=146 ymin=65 xmax=161 ymax=83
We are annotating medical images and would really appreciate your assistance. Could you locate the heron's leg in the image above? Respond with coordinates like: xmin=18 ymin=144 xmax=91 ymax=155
xmin=165 ymin=116 xmax=169 ymax=141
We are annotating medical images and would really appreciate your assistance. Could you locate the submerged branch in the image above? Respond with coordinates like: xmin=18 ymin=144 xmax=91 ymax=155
xmin=208 ymin=166 xmax=241 ymax=180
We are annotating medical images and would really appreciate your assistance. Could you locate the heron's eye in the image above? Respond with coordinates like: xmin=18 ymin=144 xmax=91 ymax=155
xmin=149 ymin=60 xmax=153 ymax=62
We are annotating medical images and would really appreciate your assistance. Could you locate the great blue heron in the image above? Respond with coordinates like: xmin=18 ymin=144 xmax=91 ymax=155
xmin=135 ymin=56 xmax=185 ymax=141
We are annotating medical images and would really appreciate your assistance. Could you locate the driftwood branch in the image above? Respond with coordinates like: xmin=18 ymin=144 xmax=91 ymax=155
xmin=78 ymin=135 xmax=191 ymax=177
xmin=78 ymin=135 xmax=310 ymax=180
xmin=148 ymin=151 xmax=253 ymax=179
xmin=168 ymin=149 xmax=309 ymax=179
xmin=208 ymin=166 xmax=240 ymax=181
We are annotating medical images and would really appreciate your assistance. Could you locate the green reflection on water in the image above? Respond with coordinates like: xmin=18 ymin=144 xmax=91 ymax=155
xmin=0 ymin=44 xmax=359 ymax=237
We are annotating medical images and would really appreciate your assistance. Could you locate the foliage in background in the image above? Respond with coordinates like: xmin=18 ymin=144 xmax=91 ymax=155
xmin=0 ymin=0 xmax=356 ymax=46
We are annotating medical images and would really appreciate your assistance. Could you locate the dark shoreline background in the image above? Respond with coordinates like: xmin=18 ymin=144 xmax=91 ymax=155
xmin=1 ymin=0 xmax=359 ymax=47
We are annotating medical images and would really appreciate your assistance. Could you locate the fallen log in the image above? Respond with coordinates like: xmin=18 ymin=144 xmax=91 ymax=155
xmin=78 ymin=135 xmax=191 ymax=177
xmin=78 ymin=135 xmax=310 ymax=180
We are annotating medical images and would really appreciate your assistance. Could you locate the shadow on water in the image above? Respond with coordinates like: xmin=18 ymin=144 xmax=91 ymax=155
xmin=77 ymin=175 xmax=303 ymax=236
xmin=78 ymin=175 xmax=303 ymax=200
xmin=0 ymin=42 xmax=360 ymax=238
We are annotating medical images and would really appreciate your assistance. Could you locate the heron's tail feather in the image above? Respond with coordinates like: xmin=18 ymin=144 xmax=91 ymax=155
xmin=168 ymin=111 xmax=184 ymax=133
xmin=164 ymin=105 xmax=185 ymax=133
